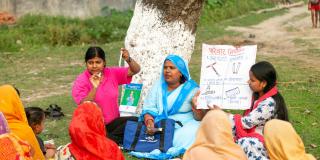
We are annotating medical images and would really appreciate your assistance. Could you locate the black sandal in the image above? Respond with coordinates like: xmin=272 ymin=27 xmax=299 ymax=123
xmin=45 ymin=104 xmax=64 ymax=119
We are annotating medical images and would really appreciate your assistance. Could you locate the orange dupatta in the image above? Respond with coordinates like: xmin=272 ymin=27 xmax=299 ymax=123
xmin=264 ymin=119 xmax=316 ymax=160
xmin=0 ymin=84 xmax=45 ymax=160
xmin=183 ymin=110 xmax=247 ymax=160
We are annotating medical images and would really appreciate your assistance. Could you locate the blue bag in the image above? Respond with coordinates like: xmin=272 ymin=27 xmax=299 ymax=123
xmin=123 ymin=119 xmax=177 ymax=152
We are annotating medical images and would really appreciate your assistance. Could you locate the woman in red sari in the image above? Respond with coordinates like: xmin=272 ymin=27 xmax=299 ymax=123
xmin=55 ymin=101 xmax=124 ymax=160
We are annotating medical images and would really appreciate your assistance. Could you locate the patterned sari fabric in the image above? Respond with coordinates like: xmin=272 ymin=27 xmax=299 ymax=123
xmin=183 ymin=110 xmax=247 ymax=160
xmin=264 ymin=119 xmax=316 ymax=160
xmin=0 ymin=133 xmax=33 ymax=160
xmin=131 ymin=55 xmax=200 ymax=159
xmin=0 ymin=85 xmax=45 ymax=160
xmin=68 ymin=102 xmax=124 ymax=160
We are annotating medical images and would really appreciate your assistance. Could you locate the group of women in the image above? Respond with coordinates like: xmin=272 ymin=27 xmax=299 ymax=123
xmin=0 ymin=46 xmax=316 ymax=160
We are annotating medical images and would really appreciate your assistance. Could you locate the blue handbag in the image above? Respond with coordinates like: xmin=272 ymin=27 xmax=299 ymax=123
xmin=123 ymin=119 xmax=178 ymax=152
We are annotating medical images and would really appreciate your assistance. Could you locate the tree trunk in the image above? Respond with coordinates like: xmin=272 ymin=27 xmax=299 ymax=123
xmin=125 ymin=0 xmax=204 ymax=113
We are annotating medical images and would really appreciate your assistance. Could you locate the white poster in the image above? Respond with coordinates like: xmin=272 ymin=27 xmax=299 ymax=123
xmin=197 ymin=44 xmax=257 ymax=110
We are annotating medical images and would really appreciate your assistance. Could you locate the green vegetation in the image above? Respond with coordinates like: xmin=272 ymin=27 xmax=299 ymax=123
xmin=201 ymin=0 xmax=274 ymax=25
xmin=1 ymin=0 xmax=319 ymax=159
xmin=0 ymin=10 xmax=132 ymax=52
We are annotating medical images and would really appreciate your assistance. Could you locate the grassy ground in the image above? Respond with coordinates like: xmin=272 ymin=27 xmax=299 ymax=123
xmin=1 ymin=2 xmax=319 ymax=160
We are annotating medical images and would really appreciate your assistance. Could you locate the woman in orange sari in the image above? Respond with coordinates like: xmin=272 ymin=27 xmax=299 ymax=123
xmin=0 ymin=84 xmax=45 ymax=160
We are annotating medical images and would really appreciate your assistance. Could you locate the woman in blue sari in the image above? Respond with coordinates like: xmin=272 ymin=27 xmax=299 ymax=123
xmin=130 ymin=54 xmax=202 ymax=159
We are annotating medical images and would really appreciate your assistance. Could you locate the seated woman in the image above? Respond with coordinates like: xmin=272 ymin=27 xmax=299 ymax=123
xmin=183 ymin=109 xmax=247 ymax=160
xmin=55 ymin=101 xmax=124 ymax=160
xmin=72 ymin=46 xmax=140 ymax=145
xmin=0 ymin=85 xmax=45 ymax=159
xmin=193 ymin=61 xmax=289 ymax=160
xmin=264 ymin=119 xmax=316 ymax=160
xmin=131 ymin=55 xmax=201 ymax=159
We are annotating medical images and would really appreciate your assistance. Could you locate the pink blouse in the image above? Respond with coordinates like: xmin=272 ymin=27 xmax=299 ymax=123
xmin=72 ymin=67 xmax=132 ymax=124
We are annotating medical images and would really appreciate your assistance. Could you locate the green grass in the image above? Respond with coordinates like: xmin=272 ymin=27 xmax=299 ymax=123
xmin=1 ymin=1 xmax=319 ymax=159
xmin=223 ymin=9 xmax=287 ymax=27
xmin=257 ymin=55 xmax=320 ymax=156
xmin=0 ymin=10 xmax=132 ymax=52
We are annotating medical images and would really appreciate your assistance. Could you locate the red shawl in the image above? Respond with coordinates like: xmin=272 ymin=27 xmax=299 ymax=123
xmin=68 ymin=102 xmax=124 ymax=160
xmin=234 ymin=86 xmax=278 ymax=144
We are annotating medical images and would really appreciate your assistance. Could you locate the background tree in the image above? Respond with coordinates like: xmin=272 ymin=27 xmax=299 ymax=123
xmin=125 ymin=0 xmax=205 ymax=112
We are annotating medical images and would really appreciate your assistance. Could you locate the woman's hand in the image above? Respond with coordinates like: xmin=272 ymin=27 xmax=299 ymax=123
xmin=191 ymin=90 xmax=200 ymax=108
xmin=144 ymin=114 xmax=155 ymax=135
xmin=208 ymin=104 xmax=222 ymax=110
xmin=121 ymin=48 xmax=141 ymax=76
xmin=121 ymin=48 xmax=130 ymax=61
xmin=191 ymin=91 xmax=208 ymax=120
xmin=45 ymin=148 xmax=56 ymax=159
xmin=90 ymin=73 xmax=102 ymax=88
xmin=146 ymin=119 xmax=155 ymax=135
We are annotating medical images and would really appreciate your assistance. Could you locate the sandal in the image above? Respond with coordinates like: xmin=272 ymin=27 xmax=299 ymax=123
xmin=45 ymin=104 xmax=64 ymax=119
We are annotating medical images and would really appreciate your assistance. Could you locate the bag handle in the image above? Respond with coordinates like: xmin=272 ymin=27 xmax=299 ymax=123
xmin=130 ymin=122 xmax=143 ymax=151
xmin=159 ymin=120 xmax=166 ymax=152
xmin=159 ymin=119 xmax=181 ymax=152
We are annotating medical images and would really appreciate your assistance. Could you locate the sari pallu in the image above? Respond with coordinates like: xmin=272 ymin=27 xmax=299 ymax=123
xmin=0 ymin=85 xmax=44 ymax=160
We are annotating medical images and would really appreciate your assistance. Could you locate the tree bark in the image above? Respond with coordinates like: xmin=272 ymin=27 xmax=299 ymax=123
xmin=125 ymin=0 xmax=204 ymax=113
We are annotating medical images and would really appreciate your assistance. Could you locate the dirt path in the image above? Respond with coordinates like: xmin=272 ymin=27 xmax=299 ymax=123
xmin=227 ymin=4 xmax=320 ymax=71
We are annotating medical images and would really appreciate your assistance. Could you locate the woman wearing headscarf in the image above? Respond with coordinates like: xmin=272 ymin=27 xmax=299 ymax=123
xmin=55 ymin=101 xmax=124 ymax=160
xmin=130 ymin=54 xmax=202 ymax=159
xmin=183 ymin=109 xmax=247 ymax=160
xmin=264 ymin=119 xmax=316 ymax=160
xmin=0 ymin=84 xmax=45 ymax=159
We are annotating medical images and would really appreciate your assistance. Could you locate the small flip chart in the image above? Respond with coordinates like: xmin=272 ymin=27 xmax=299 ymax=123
xmin=120 ymin=83 xmax=142 ymax=116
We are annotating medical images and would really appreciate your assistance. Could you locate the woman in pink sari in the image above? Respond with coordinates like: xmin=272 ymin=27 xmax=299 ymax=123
xmin=72 ymin=46 xmax=140 ymax=145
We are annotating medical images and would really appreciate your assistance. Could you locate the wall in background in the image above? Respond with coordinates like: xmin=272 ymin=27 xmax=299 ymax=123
xmin=0 ymin=0 xmax=136 ymax=18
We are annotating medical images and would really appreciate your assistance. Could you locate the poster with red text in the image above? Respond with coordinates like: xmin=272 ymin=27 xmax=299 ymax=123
xmin=197 ymin=44 xmax=257 ymax=110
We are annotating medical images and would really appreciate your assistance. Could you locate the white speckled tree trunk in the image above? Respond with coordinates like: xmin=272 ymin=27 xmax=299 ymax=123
xmin=124 ymin=0 xmax=204 ymax=113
